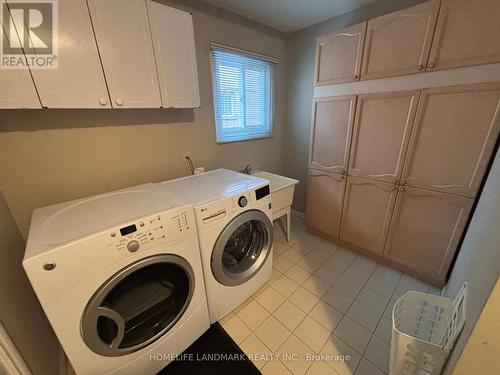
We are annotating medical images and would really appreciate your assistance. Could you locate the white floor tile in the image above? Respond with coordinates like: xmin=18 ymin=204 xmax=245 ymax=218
xmin=309 ymin=301 xmax=343 ymax=331
xmin=346 ymin=300 xmax=382 ymax=332
xmin=355 ymin=358 xmax=386 ymax=375
xmin=291 ymin=239 xmax=317 ymax=255
xmin=306 ymin=361 xmax=340 ymax=375
xmin=397 ymin=274 xmax=430 ymax=293
xmin=334 ymin=316 xmax=371 ymax=354
xmin=314 ymin=265 xmax=342 ymax=285
xmin=262 ymin=359 xmax=293 ymax=375
xmin=237 ymin=299 xmax=270 ymax=330
xmin=274 ymin=241 xmax=290 ymax=258
xmin=356 ymin=287 xmax=389 ymax=314
xmin=341 ymin=266 xmax=373 ymax=284
xmin=282 ymin=248 xmax=306 ymax=263
xmin=365 ymin=275 xmax=397 ymax=297
xmin=323 ymin=257 xmax=351 ymax=274
xmin=289 ymin=287 xmax=320 ymax=313
xmin=270 ymin=267 xmax=283 ymax=284
xmin=240 ymin=333 xmax=272 ymax=370
xmin=254 ymin=316 xmax=291 ymax=352
xmin=233 ymin=297 xmax=253 ymax=313
xmin=286 ymin=265 xmax=313 ymax=284
xmin=277 ymin=334 xmax=315 ymax=375
xmin=333 ymin=275 xmax=365 ymax=298
xmin=272 ymin=275 xmax=300 ymax=298
xmin=322 ymin=287 xmax=354 ymax=313
xmin=303 ymin=275 xmax=330 ymax=298
xmin=329 ymin=248 xmax=356 ymax=265
xmin=273 ymin=300 xmax=307 ymax=330
xmin=363 ymin=335 xmax=390 ymax=373
xmin=308 ymin=245 xmax=336 ymax=262
xmin=275 ymin=255 xmax=296 ymax=273
xmin=350 ymin=256 xmax=377 ymax=273
xmin=374 ymin=316 xmax=392 ymax=344
xmin=297 ymin=256 xmax=324 ymax=273
xmin=221 ymin=315 xmax=251 ymax=344
xmin=256 ymin=286 xmax=286 ymax=313
xmin=294 ymin=316 xmax=332 ymax=353
xmin=428 ymin=286 xmax=442 ymax=296
xmin=373 ymin=265 xmax=402 ymax=284
xmin=320 ymin=335 xmax=361 ymax=375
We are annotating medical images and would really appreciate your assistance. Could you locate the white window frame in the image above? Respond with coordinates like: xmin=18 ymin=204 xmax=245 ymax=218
xmin=210 ymin=43 xmax=277 ymax=144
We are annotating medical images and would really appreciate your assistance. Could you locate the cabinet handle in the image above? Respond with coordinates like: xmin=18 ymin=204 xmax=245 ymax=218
xmin=98 ymin=97 xmax=107 ymax=106
xmin=339 ymin=175 xmax=345 ymax=180
xmin=428 ymin=62 xmax=436 ymax=69
xmin=353 ymin=74 xmax=359 ymax=80
xmin=399 ymin=187 xmax=406 ymax=192
xmin=115 ymin=98 xmax=124 ymax=107
xmin=401 ymin=180 xmax=407 ymax=185
xmin=417 ymin=65 xmax=424 ymax=71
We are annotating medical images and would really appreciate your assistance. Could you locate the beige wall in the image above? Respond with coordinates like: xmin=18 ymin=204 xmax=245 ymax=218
xmin=284 ymin=0 xmax=427 ymax=212
xmin=0 ymin=0 xmax=289 ymax=238
xmin=441 ymin=148 xmax=500 ymax=374
xmin=0 ymin=191 xmax=60 ymax=375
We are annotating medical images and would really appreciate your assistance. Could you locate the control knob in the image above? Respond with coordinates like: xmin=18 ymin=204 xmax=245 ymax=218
xmin=127 ymin=240 xmax=140 ymax=253
xmin=238 ymin=196 xmax=248 ymax=208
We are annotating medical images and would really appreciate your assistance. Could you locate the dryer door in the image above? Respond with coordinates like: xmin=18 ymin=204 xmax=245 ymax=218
xmin=81 ymin=254 xmax=194 ymax=357
xmin=212 ymin=209 xmax=272 ymax=286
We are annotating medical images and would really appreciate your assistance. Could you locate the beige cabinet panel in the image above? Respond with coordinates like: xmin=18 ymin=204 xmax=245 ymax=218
xmin=384 ymin=186 xmax=473 ymax=281
xmin=88 ymin=0 xmax=161 ymax=108
xmin=340 ymin=177 xmax=397 ymax=255
xmin=309 ymin=95 xmax=356 ymax=174
xmin=147 ymin=1 xmax=200 ymax=108
xmin=315 ymin=22 xmax=367 ymax=86
xmin=402 ymin=84 xmax=500 ymax=197
xmin=349 ymin=91 xmax=420 ymax=184
xmin=29 ymin=0 xmax=110 ymax=108
xmin=361 ymin=0 xmax=439 ymax=80
xmin=428 ymin=0 xmax=500 ymax=71
xmin=0 ymin=7 xmax=41 ymax=108
xmin=306 ymin=170 xmax=346 ymax=238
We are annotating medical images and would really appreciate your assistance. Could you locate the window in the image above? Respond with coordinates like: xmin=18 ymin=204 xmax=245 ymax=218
xmin=210 ymin=44 xmax=276 ymax=143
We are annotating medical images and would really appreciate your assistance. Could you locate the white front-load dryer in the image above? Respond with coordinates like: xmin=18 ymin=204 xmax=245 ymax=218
xmin=157 ymin=169 xmax=274 ymax=323
xmin=23 ymin=184 xmax=210 ymax=375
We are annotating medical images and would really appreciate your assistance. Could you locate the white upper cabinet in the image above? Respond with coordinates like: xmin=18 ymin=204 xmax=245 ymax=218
xmin=0 ymin=9 xmax=40 ymax=109
xmin=147 ymin=1 xmax=200 ymax=108
xmin=87 ymin=0 xmax=161 ymax=108
xmin=28 ymin=0 xmax=110 ymax=108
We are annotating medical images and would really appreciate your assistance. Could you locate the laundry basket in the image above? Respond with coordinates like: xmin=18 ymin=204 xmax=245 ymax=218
xmin=390 ymin=283 xmax=468 ymax=375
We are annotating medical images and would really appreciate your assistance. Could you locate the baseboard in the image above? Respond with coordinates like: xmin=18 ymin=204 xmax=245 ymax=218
xmin=291 ymin=209 xmax=305 ymax=218
xmin=0 ymin=322 xmax=32 ymax=375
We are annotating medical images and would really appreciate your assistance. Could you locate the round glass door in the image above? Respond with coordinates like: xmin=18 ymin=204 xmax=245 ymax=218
xmin=81 ymin=255 xmax=194 ymax=357
xmin=212 ymin=210 xmax=272 ymax=286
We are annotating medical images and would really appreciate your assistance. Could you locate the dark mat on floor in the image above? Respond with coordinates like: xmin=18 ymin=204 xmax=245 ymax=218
xmin=158 ymin=322 xmax=261 ymax=375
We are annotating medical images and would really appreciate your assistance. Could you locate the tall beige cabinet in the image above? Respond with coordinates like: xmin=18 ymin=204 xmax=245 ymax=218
xmin=306 ymin=0 xmax=500 ymax=286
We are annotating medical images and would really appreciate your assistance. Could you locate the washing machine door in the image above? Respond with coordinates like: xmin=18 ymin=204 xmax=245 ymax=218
xmin=81 ymin=254 xmax=194 ymax=357
xmin=212 ymin=209 xmax=272 ymax=286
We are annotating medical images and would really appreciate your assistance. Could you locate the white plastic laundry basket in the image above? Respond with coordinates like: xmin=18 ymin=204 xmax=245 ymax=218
xmin=390 ymin=283 xmax=468 ymax=375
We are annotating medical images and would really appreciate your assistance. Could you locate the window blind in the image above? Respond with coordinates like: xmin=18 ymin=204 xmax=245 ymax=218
xmin=210 ymin=44 xmax=275 ymax=143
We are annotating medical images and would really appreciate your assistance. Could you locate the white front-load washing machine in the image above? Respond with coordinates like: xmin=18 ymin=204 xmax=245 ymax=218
xmin=23 ymin=184 xmax=210 ymax=375
xmin=157 ymin=169 xmax=273 ymax=323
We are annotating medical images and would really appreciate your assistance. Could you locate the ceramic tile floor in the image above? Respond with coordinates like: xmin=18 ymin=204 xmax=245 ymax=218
xmin=220 ymin=215 xmax=442 ymax=375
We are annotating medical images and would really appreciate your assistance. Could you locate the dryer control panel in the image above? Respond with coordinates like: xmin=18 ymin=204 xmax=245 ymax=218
xmin=107 ymin=209 xmax=191 ymax=253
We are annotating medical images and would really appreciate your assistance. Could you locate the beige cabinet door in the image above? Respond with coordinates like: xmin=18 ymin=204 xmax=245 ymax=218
xmin=361 ymin=0 xmax=440 ymax=80
xmin=309 ymin=96 xmax=356 ymax=174
xmin=147 ymin=1 xmax=200 ymax=108
xmin=28 ymin=0 xmax=110 ymax=108
xmin=384 ymin=186 xmax=473 ymax=281
xmin=0 ymin=11 xmax=40 ymax=108
xmin=314 ymin=22 xmax=367 ymax=86
xmin=402 ymin=84 xmax=500 ymax=197
xmin=340 ymin=177 xmax=397 ymax=255
xmin=428 ymin=0 xmax=500 ymax=71
xmin=306 ymin=170 xmax=346 ymax=238
xmin=349 ymin=91 xmax=420 ymax=184
xmin=88 ymin=0 xmax=161 ymax=108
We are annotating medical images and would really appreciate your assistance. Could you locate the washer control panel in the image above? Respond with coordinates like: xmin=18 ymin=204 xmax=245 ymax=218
xmin=106 ymin=209 xmax=191 ymax=253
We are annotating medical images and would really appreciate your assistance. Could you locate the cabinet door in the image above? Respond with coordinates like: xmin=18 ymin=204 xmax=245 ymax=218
xmin=349 ymin=91 xmax=420 ymax=184
xmin=384 ymin=186 xmax=473 ymax=281
xmin=361 ymin=0 xmax=439 ymax=80
xmin=29 ymin=0 xmax=110 ymax=108
xmin=314 ymin=22 xmax=367 ymax=85
xmin=340 ymin=177 xmax=397 ymax=255
xmin=147 ymin=1 xmax=200 ymax=108
xmin=309 ymin=95 xmax=356 ymax=174
xmin=428 ymin=0 xmax=500 ymax=71
xmin=402 ymin=84 xmax=500 ymax=197
xmin=306 ymin=170 xmax=346 ymax=238
xmin=87 ymin=0 xmax=161 ymax=108
xmin=0 ymin=10 xmax=40 ymax=108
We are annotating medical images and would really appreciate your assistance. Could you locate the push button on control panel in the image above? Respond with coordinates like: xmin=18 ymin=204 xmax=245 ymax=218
xmin=127 ymin=240 xmax=140 ymax=253
xmin=238 ymin=196 xmax=248 ymax=208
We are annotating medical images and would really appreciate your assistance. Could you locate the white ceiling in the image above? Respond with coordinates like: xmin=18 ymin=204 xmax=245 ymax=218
xmin=202 ymin=0 xmax=377 ymax=33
